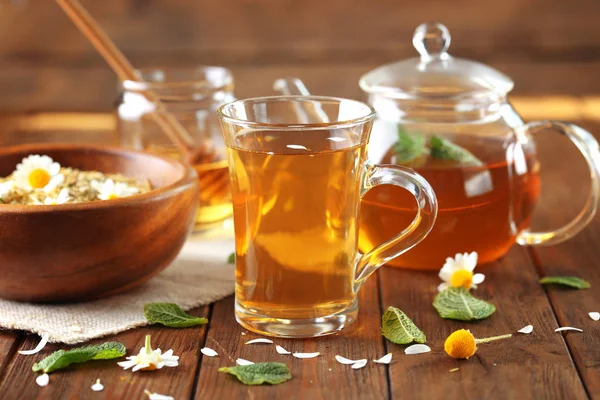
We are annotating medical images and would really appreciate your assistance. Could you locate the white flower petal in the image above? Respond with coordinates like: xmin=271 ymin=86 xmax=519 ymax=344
xmin=472 ymin=273 xmax=485 ymax=285
xmin=292 ymin=352 xmax=320 ymax=359
xmin=335 ymin=355 xmax=360 ymax=365
xmin=518 ymin=325 xmax=534 ymax=334
xmin=117 ymin=360 xmax=137 ymax=370
xmin=465 ymin=252 xmax=478 ymax=271
xmin=201 ymin=347 xmax=218 ymax=357
xmin=555 ymin=327 xmax=583 ymax=333
xmin=163 ymin=360 xmax=179 ymax=367
xmin=245 ymin=338 xmax=274 ymax=345
xmin=404 ymin=344 xmax=431 ymax=355
xmin=161 ymin=349 xmax=173 ymax=357
xmin=91 ymin=379 xmax=104 ymax=392
xmin=437 ymin=282 xmax=449 ymax=292
xmin=149 ymin=393 xmax=175 ymax=400
xmin=132 ymin=363 xmax=150 ymax=372
xmin=36 ymin=373 xmax=50 ymax=387
xmin=373 ymin=353 xmax=392 ymax=364
xmin=276 ymin=345 xmax=291 ymax=355
xmin=438 ymin=268 xmax=454 ymax=282
xmin=236 ymin=358 xmax=254 ymax=366
xmin=589 ymin=312 xmax=600 ymax=321
xmin=351 ymin=359 xmax=368 ymax=369
xmin=18 ymin=333 xmax=49 ymax=355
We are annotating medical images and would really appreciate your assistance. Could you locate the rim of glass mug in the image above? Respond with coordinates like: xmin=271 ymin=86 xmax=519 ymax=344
xmin=217 ymin=95 xmax=377 ymax=130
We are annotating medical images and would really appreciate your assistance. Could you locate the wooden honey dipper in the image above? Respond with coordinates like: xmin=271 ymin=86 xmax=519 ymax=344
xmin=55 ymin=0 xmax=221 ymax=167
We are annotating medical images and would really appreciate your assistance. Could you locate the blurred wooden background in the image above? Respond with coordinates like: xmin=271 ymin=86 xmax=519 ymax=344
xmin=0 ymin=0 xmax=599 ymax=112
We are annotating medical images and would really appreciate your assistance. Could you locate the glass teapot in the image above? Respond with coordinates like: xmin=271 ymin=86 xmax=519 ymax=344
xmin=358 ymin=22 xmax=600 ymax=270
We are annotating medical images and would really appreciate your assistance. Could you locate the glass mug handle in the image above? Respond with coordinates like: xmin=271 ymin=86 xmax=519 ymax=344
xmin=353 ymin=163 xmax=438 ymax=292
xmin=516 ymin=121 xmax=600 ymax=246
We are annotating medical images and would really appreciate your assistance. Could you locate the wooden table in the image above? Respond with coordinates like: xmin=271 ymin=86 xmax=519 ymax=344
xmin=0 ymin=104 xmax=599 ymax=400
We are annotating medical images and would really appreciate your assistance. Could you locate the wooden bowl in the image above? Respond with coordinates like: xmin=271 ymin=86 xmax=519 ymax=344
xmin=0 ymin=144 xmax=199 ymax=303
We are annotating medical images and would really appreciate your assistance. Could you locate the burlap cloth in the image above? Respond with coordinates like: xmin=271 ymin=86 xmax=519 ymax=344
xmin=0 ymin=232 xmax=235 ymax=344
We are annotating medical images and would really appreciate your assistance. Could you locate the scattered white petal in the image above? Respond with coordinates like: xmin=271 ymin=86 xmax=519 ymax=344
xmin=276 ymin=345 xmax=291 ymax=355
xmin=245 ymin=338 xmax=274 ymax=345
xmin=36 ymin=373 xmax=49 ymax=387
xmin=335 ymin=355 xmax=361 ymax=365
xmin=555 ymin=327 xmax=583 ymax=333
xmin=292 ymin=352 xmax=320 ymax=359
xmin=201 ymin=347 xmax=218 ymax=357
xmin=404 ymin=344 xmax=431 ymax=355
xmin=589 ymin=312 xmax=600 ymax=321
xmin=236 ymin=358 xmax=254 ymax=366
xmin=19 ymin=333 xmax=49 ymax=355
xmin=148 ymin=393 xmax=175 ymax=400
xmin=449 ymin=367 xmax=460 ymax=373
xmin=518 ymin=325 xmax=534 ymax=334
xmin=241 ymin=332 xmax=247 ymax=336
xmin=91 ymin=379 xmax=104 ymax=392
xmin=373 ymin=353 xmax=392 ymax=364
xmin=351 ymin=359 xmax=368 ymax=369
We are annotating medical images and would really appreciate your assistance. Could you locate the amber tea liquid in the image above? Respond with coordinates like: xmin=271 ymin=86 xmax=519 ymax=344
xmin=147 ymin=145 xmax=232 ymax=229
xmin=229 ymin=129 xmax=365 ymax=323
xmin=360 ymin=136 xmax=541 ymax=269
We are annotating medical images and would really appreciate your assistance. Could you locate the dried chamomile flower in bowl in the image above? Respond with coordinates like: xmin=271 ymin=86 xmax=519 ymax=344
xmin=0 ymin=144 xmax=198 ymax=303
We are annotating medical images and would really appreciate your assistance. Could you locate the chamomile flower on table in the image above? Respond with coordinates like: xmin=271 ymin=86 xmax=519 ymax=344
xmin=13 ymin=155 xmax=64 ymax=192
xmin=118 ymin=335 xmax=179 ymax=372
xmin=92 ymin=179 xmax=139 ymax=201
xmin=438 ymin=252 xmax=485 ymax=292
xmin=31 ymin=188 xmax=71 ymax=205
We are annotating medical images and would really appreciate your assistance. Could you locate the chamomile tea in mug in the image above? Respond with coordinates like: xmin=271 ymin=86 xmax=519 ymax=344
xmin=219 ymin=96 xmax=437 ymax=337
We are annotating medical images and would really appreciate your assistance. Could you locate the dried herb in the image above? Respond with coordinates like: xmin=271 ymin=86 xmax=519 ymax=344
xmin=144 ymin=303 xmax=208 ymax=328
xmin=381 ymin=306 xmax=426 ymax=344
xmin=218 ymin=362 xmax=292 ymax=385
xmin=539 ymin=276 xmax=590 ymax=289
xmin=32 ymin=342 xmax=126 ymax=373
xmin=433 ymin=287 xmax=495 ymax=321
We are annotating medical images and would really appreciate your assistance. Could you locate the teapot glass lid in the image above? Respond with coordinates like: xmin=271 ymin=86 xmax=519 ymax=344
xmin=359 ymin=23 xmax=514 ymax=99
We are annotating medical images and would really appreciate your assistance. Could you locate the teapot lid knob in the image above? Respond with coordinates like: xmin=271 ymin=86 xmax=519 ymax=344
xmin=412 ymin=22 xmax=451 ymax=60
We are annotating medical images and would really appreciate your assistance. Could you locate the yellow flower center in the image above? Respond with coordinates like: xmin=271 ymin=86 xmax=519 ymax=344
xmin=107 ymin=193 xmax=119 ymax=200
xmin=28 ymin=169 xmax=50 ymax=189
xmin=444 ymin=329 xmax=477 ymax=359
xmin=450 ymin=269 xmax=473 ymax=289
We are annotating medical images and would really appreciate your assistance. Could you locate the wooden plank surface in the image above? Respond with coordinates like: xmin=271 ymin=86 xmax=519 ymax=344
xmin=0 ymin=306 xmax=210 ymax=399
xmin=527 ymin=120 xmax=600 ymax=398
xmin=195 ymin=277 xmax=389 ymax=400
xmin=379 ymin=247 xmax=588 ymax=400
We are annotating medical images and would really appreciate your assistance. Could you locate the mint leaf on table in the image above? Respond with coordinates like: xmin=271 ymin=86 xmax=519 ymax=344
xmin=32 ymin=342 xmax=126 ymax=373
xmin=144 ymin=303 xmax=208 ymax=328
xmin=430 ymin=136 xmax=482 ymax=166
xmin=227 ymin=252 xmax=235 ymax=264
xmin=394 ymin=127 xmax=428 ymax=165
xmin=433 ymin=287 xmax=496 ymax=321
xmin=540 ymin=276 xmax=590 ymax=289
xmin=381 ymin=306 xmax=426 ymax=344
xmin=219 ymin=362 xmax=292 ymax=385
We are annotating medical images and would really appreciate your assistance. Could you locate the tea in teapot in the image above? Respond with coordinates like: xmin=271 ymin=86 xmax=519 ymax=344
xmin=358 ymin=23 xmax=600 ymax=270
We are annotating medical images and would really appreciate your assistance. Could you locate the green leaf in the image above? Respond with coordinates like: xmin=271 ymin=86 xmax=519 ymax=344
xmin=430 ymin=136 xmax=482 ymax=166
xmin=144 ymin=303 xmax=208 ymax=328
xmin=540 ymin=276 xmax=590 ymax=289
xmin=394 ymin=126 xmax=428 ymax=165
xmin=32 ymin=342 xmax=126 ymax=373
xmin=218 ymin=362 xmax=292 ymax=385
xmin=227 ymin=252 xmax=235 ymax=264
xmin=433 ymin=287 xmax=496 ymax=321
xmin=381 ymin=306 xmax=426 ymax=344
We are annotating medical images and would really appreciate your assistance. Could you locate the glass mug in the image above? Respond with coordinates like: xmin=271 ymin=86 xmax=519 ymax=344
xmin=218 ymin=96 xmax=437 ymax=337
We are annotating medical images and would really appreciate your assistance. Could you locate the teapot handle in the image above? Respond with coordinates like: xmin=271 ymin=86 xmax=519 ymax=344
xmin=516 ymin=121 xmax=600 ymax=246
